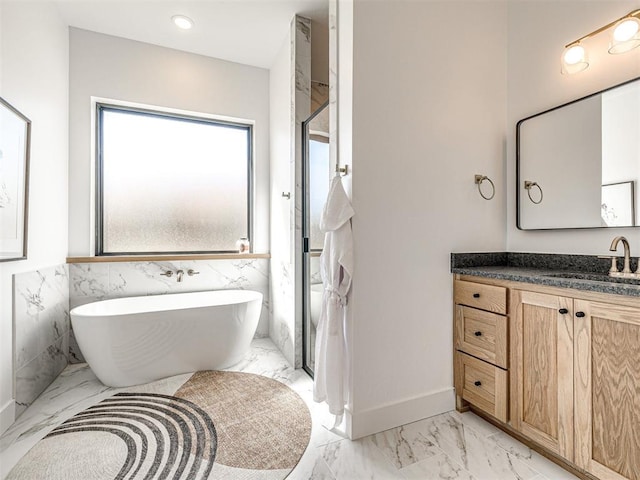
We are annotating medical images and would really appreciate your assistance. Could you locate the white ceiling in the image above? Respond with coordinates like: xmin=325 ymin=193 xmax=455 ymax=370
xmin=54 ymin=0 xmax=328 ymax=69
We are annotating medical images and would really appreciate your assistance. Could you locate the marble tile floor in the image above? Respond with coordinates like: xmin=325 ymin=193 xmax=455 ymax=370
xmin=0 ymin=338 xmax=579 ymax=480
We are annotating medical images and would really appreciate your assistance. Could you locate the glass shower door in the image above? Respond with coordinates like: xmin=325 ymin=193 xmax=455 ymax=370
xmin=302 ymin=102 xmax=330 ymax=376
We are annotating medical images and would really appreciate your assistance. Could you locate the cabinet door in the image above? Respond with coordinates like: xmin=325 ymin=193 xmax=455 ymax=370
xmin=574 ymin=300 xmax=640 ymax=480
xmin=511 ymin=290 xmax=574 ymax=460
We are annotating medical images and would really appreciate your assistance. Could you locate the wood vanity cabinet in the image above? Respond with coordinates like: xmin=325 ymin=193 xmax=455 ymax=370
xmin=511 ymin=290 xmax=574 ymax=461
xmin=454 ymin=274 xmax=640 ymax=480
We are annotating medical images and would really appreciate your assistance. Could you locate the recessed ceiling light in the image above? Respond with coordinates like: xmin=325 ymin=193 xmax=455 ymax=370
xmin=172 ymin=15 xmax=194 ymax=30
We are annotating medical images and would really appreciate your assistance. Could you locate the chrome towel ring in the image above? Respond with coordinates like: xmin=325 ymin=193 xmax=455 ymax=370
xmin=474 ymin=174 xmax=495 ymax=201
xmin=524 ymin=181 xmax=543 ymax=204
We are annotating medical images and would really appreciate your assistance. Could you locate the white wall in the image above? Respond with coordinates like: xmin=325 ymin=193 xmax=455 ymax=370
xmin=68 ymin=28 xmax=270 ymax=256
xmin=345 ymin=1 xmax=507 ymax=438
xmin=0 ymin=1 xmax=69 ymax=433
xmin=507 ymin=1 xmax=640 ymax=252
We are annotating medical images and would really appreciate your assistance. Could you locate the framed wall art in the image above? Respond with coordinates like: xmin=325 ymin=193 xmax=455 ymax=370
xmin=0 ymin=97 xmax=31 ymax=261
xmin=601 ymin=181 xmax=636 ymax=227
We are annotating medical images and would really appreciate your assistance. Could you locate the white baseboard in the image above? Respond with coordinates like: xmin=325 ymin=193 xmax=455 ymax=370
xmin=346 ymin=387 xmax=455 ymax=439
xmin=0 ymin=400 xmax=15 ymax=435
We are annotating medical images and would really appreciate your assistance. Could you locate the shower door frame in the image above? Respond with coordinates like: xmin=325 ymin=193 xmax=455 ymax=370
xmin=301 ymin=101 xmax=329 ymax=378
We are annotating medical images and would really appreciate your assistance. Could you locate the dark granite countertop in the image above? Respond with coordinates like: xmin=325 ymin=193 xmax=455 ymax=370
xmin=451 ymin=253 xmax=640 ymax=298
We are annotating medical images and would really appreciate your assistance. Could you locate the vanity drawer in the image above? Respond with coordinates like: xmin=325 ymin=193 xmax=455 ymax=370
xmin=455 ymin=352 xmax=508 ymax=422
xmin=455 ymin=305 xmax=507 ymax=369
xmin=454 ymin=280 xmax=507 ymax=314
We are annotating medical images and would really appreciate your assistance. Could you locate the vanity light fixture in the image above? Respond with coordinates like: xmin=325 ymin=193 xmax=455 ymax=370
xmin=561 ymin=44 xmax=588 ymax=75
xmin=561 ymin=9 xmax=640 ymax=74
xmin=172 ymin=15 xmax=194 ymax=30
xmin=609 ymin=16 xmax=640 ymax=53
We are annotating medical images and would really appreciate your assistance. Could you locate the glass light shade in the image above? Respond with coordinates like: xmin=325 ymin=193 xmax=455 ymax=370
xmin=561 ymin=44 xmax=589 ymax=75
xmin=609 ymin=17 xmax=640 ymax=54
xmin=172 ymin=15 xmax=193 ymax=30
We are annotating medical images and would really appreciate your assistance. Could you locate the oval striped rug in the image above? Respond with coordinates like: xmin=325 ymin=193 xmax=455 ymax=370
xmin=7 ymin=371 xmax=312 ymax=480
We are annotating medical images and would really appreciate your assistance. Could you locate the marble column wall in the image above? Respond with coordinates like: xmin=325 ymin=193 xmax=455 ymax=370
xmin=311 ymin=81 xmax=330 ymax=113
xmin=294 ymin=16 xmax=312 ymax=368
xmin=13 ymin=265 xmax=70 ymax=418
xmin=269 ymin=16 xmax=311 ymax=368
xmin=68 ymin=258 xmax=270 ymax=363
xmin=269 ymin=15 xmax=311 ymax=368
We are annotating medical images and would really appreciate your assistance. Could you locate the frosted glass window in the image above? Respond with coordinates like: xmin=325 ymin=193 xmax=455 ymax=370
xmin=98 ymin=106 xmax=251 ymax=254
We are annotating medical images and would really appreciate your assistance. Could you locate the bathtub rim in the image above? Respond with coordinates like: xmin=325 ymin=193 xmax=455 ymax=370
xmin=70 ymin=289 xmax=263 ymax=318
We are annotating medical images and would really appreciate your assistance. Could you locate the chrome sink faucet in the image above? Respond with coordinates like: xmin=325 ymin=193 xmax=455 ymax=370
xmin=609 ymin=235 xmax=633 ymax=275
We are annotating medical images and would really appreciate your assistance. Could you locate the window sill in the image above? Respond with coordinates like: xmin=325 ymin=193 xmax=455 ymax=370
xmin=66 ymin=253 xmax=271 ymax=264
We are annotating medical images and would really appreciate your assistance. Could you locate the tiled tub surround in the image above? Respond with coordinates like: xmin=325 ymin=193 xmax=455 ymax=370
xmin=69 ymin=258 xmax=270 ymax=362
xmin=13 ymin=265 xmax=70 ymax=418
xmin=451 ymin=252 xmax=640 ymax=297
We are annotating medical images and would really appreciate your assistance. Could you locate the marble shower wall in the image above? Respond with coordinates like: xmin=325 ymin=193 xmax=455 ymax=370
xmin=311 ymin=81 xmax=329 ymax=113
xmin=269 ymin=15 xmax=311 ymax=368
xmin=69 ymin=258 xmax=270 ymax=363
xmin=294 ymin=16 xmax=312 ymax=369
xmin=13 ymin=265 xmax=70 ymax=417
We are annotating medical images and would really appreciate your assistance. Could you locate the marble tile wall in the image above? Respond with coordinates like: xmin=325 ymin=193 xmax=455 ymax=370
xmin=69 ymin=259 xmax=270 ymax=363
xmin=294 ymin=15 xmax=312 ymax=369
xmin=13 ymin=265 xmax=70 ymax=418
xmin=270 ymin=15 xmax=311 ymax=369
xmin=311 ymin=81 xmax=329 ymax=113
xmin=269 ymin=260 xmax=295 ymax=366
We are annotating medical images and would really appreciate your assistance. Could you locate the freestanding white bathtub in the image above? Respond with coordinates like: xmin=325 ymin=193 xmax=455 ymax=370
xmin=70 ymin=290 xmax=262 ymax=387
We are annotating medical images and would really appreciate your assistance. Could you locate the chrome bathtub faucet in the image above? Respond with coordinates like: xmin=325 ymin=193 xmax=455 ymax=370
xmin=159 ymin=270 xmax=186 ymax=282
